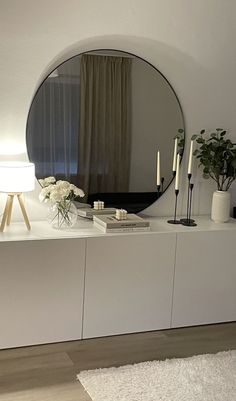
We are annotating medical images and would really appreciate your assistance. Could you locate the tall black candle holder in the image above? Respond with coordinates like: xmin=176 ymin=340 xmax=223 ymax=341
xmin=167 ymin=189 xmax=181 ymax=224
xmin=181 ymin=183 xmax=197 ymax=226
xmin=180 ymin=173 xmax=195 ymax=225
xmin=161 ymin=177 xmax=165 ymax=193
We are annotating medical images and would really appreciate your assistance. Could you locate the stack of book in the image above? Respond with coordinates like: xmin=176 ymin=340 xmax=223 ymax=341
xmin=93 ymin=214 xmax=150 ymax=233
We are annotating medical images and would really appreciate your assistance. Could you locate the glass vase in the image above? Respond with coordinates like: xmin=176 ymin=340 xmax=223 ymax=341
xmin=47 ymin=200 xmax=78 ymax=229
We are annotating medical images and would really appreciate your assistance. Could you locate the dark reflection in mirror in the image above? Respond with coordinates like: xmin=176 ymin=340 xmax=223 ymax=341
xmin=27 ymin=50 xmax=184 ymax=212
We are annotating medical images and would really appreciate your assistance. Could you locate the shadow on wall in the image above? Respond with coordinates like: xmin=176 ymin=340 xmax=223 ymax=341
xmin=37 ymin=34 xmax=205 ymax=99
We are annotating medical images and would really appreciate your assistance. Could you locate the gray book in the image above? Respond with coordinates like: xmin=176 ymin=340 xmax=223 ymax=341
xmin=93 ymin=214 xmax=150 ymax=228
xmin=77 ymin=207 xmax=116 ymax=219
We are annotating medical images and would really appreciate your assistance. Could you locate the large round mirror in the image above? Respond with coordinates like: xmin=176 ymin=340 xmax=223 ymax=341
xmin=26 ymin=49 xmax=184 ymax=213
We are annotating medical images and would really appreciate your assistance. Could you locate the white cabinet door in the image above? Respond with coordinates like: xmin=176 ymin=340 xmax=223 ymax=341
xmin=172 ymin=230 xmax=236 ymax=328
xmin=83 ymin=233 xmax=176 ymax=338
xmin=0 ymin=239 xmax=85 ymax=349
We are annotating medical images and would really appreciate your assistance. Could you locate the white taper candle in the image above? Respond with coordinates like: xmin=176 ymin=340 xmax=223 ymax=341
xmin=175 ymin=153 xmax=180 ymax=190
xmin=156 ymin=150 xmax=160 ymax=186
xmin=187 ymin=140 xmax=194 ymax=175
xmin=172 ymin=138 xmax=178 ymax=172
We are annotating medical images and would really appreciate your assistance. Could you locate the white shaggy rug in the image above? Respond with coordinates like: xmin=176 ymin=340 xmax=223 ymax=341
xmin=77 ymin=350 xmax=236 ymax=401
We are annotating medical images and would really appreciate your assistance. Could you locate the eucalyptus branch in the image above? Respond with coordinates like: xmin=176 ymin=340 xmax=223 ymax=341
xmin=226 ymin=176 xmax=236 ymax=191
xmin=207 ymin=171 xmax=219 ymax=186
xmin=221 ymin=174 xmax=228 ymax=190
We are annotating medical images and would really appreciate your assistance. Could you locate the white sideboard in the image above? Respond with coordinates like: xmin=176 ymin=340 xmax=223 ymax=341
xmin=172 ymin=230 xmax=236 ymax=327
xmin=83 ymin=233 xmax=176 ymax=338
xmin=0 ymin=216 xmax=235 ymax=349
xmin=0 ymin=239 xmax=86 ymax=349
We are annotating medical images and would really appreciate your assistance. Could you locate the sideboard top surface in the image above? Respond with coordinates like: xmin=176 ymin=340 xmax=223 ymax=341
xmin=0 ymin=215 xmax=236 ymax=243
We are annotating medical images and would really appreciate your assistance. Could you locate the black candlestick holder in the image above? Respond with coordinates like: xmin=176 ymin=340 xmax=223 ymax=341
xmin=161 ymin=177 xmax=165 ymax=193
xmin=180 ymin=173 xmax=195 ymax=225
xmin=181 ymin=183 xmax=197 ymax=226
xmin=167 ymin=189 xmax=181 ymax=224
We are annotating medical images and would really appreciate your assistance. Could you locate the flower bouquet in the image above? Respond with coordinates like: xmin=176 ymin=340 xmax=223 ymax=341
xmin=39 ymin=177 xmax=85 ymax=229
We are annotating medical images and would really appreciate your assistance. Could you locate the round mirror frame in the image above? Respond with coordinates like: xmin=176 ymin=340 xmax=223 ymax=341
xmin=26 ymin=49 xmax=185 ymax=213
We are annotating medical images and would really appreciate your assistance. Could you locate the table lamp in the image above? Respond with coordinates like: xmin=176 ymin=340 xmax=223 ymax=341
xmin=0 ymin=162 xmax=35 ymax=231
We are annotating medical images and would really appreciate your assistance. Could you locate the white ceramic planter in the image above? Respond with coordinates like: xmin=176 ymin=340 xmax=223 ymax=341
xmin=211 ymin=190 xmax=231 ymax=223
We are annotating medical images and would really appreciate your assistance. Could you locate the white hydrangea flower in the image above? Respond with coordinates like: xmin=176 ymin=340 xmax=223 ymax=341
xmin=38 ymin=177 xmax=85 ymax=204
xmin=45 ymin=176 xmax=56 ymax=185
xmin=50 ymin=188 xmax=63 ymax=203
xmin=39 ymin=190 xmax=46 ymax=203
xmin=61 ymin=187 xmax=71 ymax=199
xmin=56 ymin=180 xmax=70 ymax=189
xmin=39 ymin=176 xmax=56 ymax=187
xmin=74 ymin=187 xmax=85 ymax=197
xmin=69 ymin=184 xmax=85 ymax=197
xmin=39 ymin=186 xmax=53 ymax=202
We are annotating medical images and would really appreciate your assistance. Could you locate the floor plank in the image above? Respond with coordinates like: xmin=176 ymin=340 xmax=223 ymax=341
xmin=0 ymin=352 xmax=73 ymax=377
xmin=0 ymin=322 xmax=235 ymax=401
xmin=0 ymin=367 xmax=89 ymax=401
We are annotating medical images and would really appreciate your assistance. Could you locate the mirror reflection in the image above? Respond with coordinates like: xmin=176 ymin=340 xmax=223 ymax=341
xmin=27 ymin=49 xmax=184 ymax=212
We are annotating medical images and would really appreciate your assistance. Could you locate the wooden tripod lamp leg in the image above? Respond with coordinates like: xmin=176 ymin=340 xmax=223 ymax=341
xmin=17 ymin=193 xmax=31 ymax=230
xmin=6 ymin=194 xmax=14 ymax=226
xmin=0 ymin=195 xmax=12 ymax=232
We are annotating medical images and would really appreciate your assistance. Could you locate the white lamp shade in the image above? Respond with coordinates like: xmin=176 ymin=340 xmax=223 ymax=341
xmin=0 ymin=162 xmax=35 ymax=193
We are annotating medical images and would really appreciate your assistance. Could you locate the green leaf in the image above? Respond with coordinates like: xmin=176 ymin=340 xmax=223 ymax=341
xmin=196 ymin=138 xmax=204 ymax=143
xmin=178 ymin=128 xmax=184 ymax=133
xmin=203 ymin=167 xmax=209 ymax=174
xmin=200 ymin=129 xmax=205 ymax=135
xmin=191 ymin=134 xmax=198 ymax=140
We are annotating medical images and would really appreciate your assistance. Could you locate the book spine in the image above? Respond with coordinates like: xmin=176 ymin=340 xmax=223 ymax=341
xmin=78 ymin=210 xmax=93 ymax=218
xmin=112 ymin=222 xmax=149 ymax=228
xmin=106 ymin=223 xmax=149 ymax=229
xmin=77 ymin=210 xmax=87 ymax=217
xmin=105 ymin=227 xmax=151 ymax=233
xmin=93 ymin=218 xmax=149 ymax=228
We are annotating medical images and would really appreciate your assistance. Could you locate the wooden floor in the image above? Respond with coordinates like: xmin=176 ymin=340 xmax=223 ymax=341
xmin=0 ymin=322 xmax=236 ymax=401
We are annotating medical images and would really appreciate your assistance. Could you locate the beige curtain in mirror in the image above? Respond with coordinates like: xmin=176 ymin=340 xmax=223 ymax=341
xmin=78 ymin=54 xmax=132 ymax=198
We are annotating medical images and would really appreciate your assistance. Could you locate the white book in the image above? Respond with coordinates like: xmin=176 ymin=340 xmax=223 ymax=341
xmin=94 ymin=221 xmax=151 ymax=233
xmin=94 ymin=214 xmax=150 ymax=228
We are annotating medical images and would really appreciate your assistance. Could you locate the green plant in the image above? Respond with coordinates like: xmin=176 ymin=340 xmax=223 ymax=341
xmin=175 ymin=128 xmax=185 ymax=156
xmin=192 ymin=129 xmax=236 ymax=191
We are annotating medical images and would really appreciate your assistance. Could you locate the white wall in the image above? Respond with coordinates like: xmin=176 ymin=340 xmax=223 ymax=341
xmin=0 ymin=0 xmax=236 ymax=220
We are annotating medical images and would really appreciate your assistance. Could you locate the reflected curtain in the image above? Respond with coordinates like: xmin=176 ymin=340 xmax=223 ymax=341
xmin=27 ymin=74 xmax=80 ymax=183
xmin=78 ymin=54 xmax=132 ymax=198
